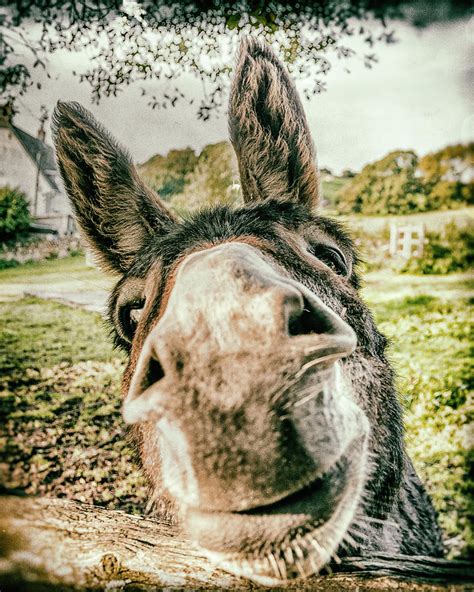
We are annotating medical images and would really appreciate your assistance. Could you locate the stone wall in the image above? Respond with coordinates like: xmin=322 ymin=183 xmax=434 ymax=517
xmin=0 ymin=235 xmax=84 ymax=264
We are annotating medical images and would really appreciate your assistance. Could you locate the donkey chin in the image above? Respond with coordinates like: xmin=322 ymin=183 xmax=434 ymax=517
xmin=183 ymin=369 xmax=371 ymax=586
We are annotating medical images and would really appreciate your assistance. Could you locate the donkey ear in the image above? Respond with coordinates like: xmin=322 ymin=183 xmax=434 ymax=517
xmin=228 ymin=38 xmax=320 ymax=209
xmin=52 ymin=101 xmax=175 ymax=273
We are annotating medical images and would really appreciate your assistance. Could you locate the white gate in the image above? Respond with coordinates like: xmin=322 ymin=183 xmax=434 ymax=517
xmin=389 ymin=223 xmax=425 ymax=259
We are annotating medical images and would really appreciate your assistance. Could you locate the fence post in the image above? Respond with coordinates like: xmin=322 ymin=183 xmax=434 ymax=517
xmin=389 ymin=223 xmax=425 ymax=260
xmin=389 ymin=222 xmax=398 ymax=256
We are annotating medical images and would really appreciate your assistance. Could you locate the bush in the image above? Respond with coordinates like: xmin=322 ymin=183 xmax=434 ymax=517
xmin=401 ymin=223 xmax=473 ymax=275
xmin=0 ymin=258 xmax=20 ymax=270
xmin=0 ymin=186 xmax=31 ymax=242
xmin=352 ymin=221 xmax=472 ymax=275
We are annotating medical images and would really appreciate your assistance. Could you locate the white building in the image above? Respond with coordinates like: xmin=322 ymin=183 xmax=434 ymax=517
xmin=0 ymin=104 xmax=74 ymax=235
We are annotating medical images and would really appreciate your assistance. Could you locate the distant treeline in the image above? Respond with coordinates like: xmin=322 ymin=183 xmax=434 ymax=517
xmin=138 ymin=142 xmax=473 ymax=215
xmin=337 ymin=144 xmax=473 ymax=215
xmin=138 ymin=142 xmax=241 ymax=214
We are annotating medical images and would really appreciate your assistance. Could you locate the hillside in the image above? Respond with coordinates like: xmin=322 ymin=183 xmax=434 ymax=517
xmin=138 ymin=142 xmax=348 ymax=211
xmin=138 ymin=142 xmax=473 ymax=215
xmin=337 ymin=144 xmax=473 ymax=215
xmin=138 ymin=141 xmax=240 ymax=211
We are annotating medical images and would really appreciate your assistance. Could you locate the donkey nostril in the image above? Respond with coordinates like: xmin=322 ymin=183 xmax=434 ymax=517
xmin=288 ymin=297 xmax=327 ymax=336
xmin=123 ymin=349 xmax=166 ymax=425
xmin=140 ymin=356 xmax=165 ymax=393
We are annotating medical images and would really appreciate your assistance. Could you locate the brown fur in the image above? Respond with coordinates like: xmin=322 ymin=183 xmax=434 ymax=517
xmin=229 ymin=39 xmax=321 ymax=207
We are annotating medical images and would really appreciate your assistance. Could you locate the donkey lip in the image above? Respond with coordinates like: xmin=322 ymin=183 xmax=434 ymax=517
xmin=184 ymin=434 xmax=368 ymax=583
xmin=187 ymin=457 xmax=346 ymax=530
xmin=234 ymin=461 xmax=344 ymax=518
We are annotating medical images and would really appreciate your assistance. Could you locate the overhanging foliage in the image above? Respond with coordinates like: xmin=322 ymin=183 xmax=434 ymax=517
xmin=1 ymin=1 xmax=471 ymax=118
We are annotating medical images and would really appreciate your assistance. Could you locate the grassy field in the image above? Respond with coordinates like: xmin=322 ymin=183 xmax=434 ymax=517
xmin=0 ymin=254 xmax=115 ymax=302
xmin=0 ymin=256 xmax=472 ymax=557
xmin=362 ymin=275 xmax=473 ymax=558
xmin=336 ymin=205 xmax=474 ymax=234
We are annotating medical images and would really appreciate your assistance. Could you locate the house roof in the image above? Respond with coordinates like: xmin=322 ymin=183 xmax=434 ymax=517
xmin=10 ymin=124 xmax=61 ymax=192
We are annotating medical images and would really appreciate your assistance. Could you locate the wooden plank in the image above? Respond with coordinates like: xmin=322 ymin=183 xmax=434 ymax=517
xmin=0 ymin=496 xmax=472 ymax=591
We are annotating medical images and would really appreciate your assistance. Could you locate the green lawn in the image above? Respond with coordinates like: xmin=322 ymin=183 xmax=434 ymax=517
xmin=362 ymin=280 xmax=473 ymax=558
xmin=0 ymin=256 xmax=472 ymax=557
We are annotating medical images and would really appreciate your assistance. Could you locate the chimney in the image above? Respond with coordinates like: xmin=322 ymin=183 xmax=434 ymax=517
xmin=0 ymin=102 xmax=14 ymax=128
xmin=37 ymin=124 xmax=46 ymax=142
xmin=37 ymin=106 xmax=48 ymax=142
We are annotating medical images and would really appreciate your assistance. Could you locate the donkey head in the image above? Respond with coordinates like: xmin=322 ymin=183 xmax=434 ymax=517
xmin=53 ymin=39 xmax=404 ymax=584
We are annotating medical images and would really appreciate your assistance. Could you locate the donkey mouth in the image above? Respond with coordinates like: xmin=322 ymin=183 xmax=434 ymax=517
xmin=185 ymin=434 xmax=368 ymax=585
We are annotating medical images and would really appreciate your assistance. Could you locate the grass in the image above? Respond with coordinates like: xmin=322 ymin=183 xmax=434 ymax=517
xmin=0 ymin=254 xmax=114 ymax=301
xmin=0 ymin=296 xmax=116 ymax=371
xmin=0 ymin=295 xmax=149 ymax=513
xmin=0 ymin=253 xmax=105 ymax=283
xmin=362 ymin=282 xmax=473 ymax=558
xmin=0 ymin=255 xmax=472 ymax=557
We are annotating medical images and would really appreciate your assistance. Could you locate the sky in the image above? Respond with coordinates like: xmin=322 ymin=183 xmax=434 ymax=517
xmin=14 ymin=17 xmax=473 ymax=175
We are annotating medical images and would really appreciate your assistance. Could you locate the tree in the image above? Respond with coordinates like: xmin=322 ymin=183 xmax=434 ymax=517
xmin=138 ymin=147 xmax=198 ymax=200
xmin=338 ymin=150 xmax=425 ymax=214
xmin=170 ymin=141 xmax=241 ymax=212
xmin=418 ymin=143 xmax=474 ymax=209
xmin=0 ymin=186 xmax=31 ymax=242
xmin=338 ymin=144 xmax=473 ymax=215
xmin=1 ymin=1 xmax=471 ymax=119
xmin=342 ymin=168 xmax=356 ymax=178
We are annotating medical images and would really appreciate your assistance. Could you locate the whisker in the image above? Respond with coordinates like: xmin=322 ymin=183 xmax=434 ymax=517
xmin=292 ymin=388 xmax=323 ymax=408
xmin=283 ymin=544 xmax=294 ymax=565
xmin=342 ymin=531 xmax=359 ymax=549
xmin=267 ymin=551 xmax=282 ymax=580
xmin=292 ymin=539 xmax=304 ymax=560
xmin=296 ymin=353 xmax=342 ymax=378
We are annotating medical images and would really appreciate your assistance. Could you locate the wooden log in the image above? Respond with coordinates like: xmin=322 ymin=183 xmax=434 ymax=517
xmin=0 ymin=495 xmax=472 ymax=591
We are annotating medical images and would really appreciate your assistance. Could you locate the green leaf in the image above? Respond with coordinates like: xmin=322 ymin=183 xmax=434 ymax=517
xmin=225 ymin=14 xmax=241 ymax=30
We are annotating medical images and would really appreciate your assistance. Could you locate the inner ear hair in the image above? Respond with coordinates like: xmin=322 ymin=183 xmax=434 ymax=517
xmin=52 ymin=101 xmax=175 ymax=273
xmin=228 ymin=38 xmax=321 ymax=209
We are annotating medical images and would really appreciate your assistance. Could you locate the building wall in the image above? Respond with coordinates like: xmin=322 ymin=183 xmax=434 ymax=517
xmin=0 ymin=127 xmax=73 ymax=232
xmin=0 ymin=127 xmax=39 ymax=201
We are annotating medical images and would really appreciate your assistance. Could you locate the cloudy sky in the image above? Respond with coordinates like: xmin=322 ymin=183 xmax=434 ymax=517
xmin=14 ymin=17 xmax=473 ymax=174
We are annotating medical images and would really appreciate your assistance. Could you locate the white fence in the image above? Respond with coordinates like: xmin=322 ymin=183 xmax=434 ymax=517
xmin=389 ymin=223 xmax=425 ymax=259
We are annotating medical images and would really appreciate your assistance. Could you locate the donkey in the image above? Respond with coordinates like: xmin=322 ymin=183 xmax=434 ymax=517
xmin=52 ymin=39 xmax=443 ymax=585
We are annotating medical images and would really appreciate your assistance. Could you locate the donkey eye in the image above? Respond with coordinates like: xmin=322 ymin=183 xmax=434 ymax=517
xmin=308 ymin=244 xmax=348 ymax=276
xmin=120 ymin=301 xmax=145 ymax=340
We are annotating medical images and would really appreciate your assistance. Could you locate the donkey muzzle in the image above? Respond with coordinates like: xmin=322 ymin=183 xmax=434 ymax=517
xmin=122 ymin=243 xmax=360 ymax=510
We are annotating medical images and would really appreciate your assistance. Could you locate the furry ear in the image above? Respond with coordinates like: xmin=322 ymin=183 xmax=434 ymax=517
xmin=52 ymin=101 xmax=176 ymax=273
xmin=228 ymin=38 xmax=320 ymax=209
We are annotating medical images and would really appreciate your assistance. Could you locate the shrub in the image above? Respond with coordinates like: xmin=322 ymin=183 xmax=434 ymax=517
xmin=352 ymin=221 xmax=472 ymax=275
xmin=401 ymin=222 xmax=473 ymax=275
xmin=0 ymin=186 xmax=31 ymax=242
xmin=337 ymin=151 xmax=425 ymax=215
xmin=0 ymin=258 xmax=20 ymax=270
